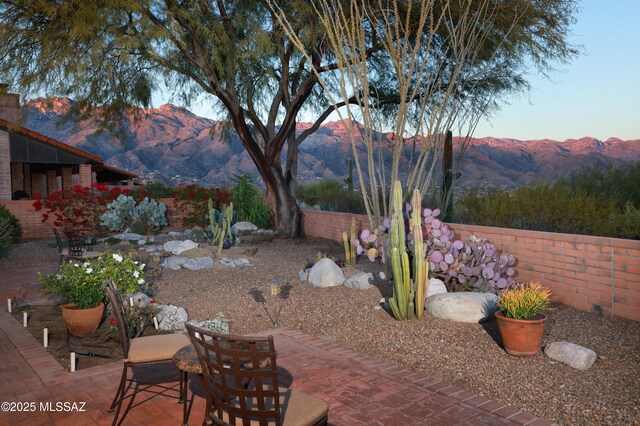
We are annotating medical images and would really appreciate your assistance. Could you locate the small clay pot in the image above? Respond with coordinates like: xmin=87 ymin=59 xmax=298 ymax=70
xmin=495 ymin=310 xmax=547 ymax=356
xmin=62 ymin=303 xmax=105 ymax=337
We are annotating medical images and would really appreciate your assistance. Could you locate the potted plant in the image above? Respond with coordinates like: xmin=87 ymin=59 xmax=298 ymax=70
xmin=38 ymin=251 xmax=144 ymax=336
xmin=495 ymin=282 xmax=551 ymax=356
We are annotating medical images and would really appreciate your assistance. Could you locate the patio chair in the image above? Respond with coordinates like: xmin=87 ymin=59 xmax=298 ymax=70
xmin=185 ymin=323 xmax=329 ymax=426
xmin=62 ymin=229 xmax=101 ymax=262
xmin=103 ymin=280 xmax=190 ymax=426
xmin=52 ymin=227 xmax=69 ymax=265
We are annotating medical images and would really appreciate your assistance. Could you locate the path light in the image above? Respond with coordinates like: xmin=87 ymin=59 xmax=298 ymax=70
xmin=23 ymin=312 xmax=27 ymax=327
xmin=70 ymin=352 xmax=76 ymax=372
xmin=153 ymin=317 xmax=159 ymax=330
xmin=43 ymin=328 xmax=48 ymax=348
xmin=270 ymin=279 xmax=282 ymax=296
xmin=7 ymin=298 xmax=11 ymax=313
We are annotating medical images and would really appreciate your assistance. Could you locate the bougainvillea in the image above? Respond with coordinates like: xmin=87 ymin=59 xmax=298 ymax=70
xmin=356 ymin=206 xmax=517 ymax=294
xmin=173 ymin=184 xmax=231 ymax=227
xmin=33 ymin=183 xmax=146 ymax=235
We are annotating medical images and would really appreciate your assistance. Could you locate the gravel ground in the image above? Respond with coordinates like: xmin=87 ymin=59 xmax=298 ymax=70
xmin=5 ymin=237 xmax=639 ymax=425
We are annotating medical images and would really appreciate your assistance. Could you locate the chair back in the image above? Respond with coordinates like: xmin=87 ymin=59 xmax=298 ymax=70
xmin=52 ymin=227 xmax=64 ymax=253
xmin=103 ymin=281 xmax=131 ymax=358
xmin=186 ymin=324 xmax=281 ymax=426
xmin=63 ymin=230 xmax=84 ymax=257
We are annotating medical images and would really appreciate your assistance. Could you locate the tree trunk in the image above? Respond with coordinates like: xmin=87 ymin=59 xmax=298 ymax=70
xmin=264 ymin=165 xmax=303 ymax=238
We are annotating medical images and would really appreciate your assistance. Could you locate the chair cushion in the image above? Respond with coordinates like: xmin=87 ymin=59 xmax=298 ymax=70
xmin=213 ymin=388 xmax=328 ymax=426
xmin=127 ymin=333 xmax=191 ymax=364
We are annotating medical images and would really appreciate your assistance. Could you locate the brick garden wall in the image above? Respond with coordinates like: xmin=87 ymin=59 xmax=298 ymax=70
xmin=302 ymin=209 xmax=640 ymax=322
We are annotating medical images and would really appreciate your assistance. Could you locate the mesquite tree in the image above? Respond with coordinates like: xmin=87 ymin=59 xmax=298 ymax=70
xmin=0 ymin=0 xmax=576 ymax=236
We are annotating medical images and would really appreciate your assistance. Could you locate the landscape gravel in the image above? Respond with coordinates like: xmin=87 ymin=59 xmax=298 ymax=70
xmin=5 ymin=237 xmax=639 ymax=425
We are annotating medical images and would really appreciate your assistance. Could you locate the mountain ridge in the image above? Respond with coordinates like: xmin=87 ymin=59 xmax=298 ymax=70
xmin=21 ymin=97 xmax=640 ymax=189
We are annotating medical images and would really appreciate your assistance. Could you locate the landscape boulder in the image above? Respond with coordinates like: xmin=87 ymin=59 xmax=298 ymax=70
xmin=344 ymin=272 xmax=374 ymax=290
xmin=544 ymin=341 xmax=597 ymax=370
xmin=425 ymin=292 xmax=498 ymax=323
xmin=156 ymin=305 xmax=188 ymax=331
xmin=219 ymin=257 xmax=251 ymax=267
xmin=231 ymin=221 xmax=259 ymax=235
xmin=425 ymin=278 xmax=448 ymax=300
xmin=298 ymin=269 xmax=310 ymax=282
xmin=307 ymin=258 xmax=345 ymax=288
xmin=163 ymin=256 xmax=189 ymax=270
xmin=182 ymin=257 xmax=215 ymax=271
xmin=164 ymin=240 xmax=198 ymax=255
xmin=130 ymin=292 xmax=152 ymax=308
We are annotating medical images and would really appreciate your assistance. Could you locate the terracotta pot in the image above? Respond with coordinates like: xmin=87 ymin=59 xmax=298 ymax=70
xmin=62 ymin=303 xmax=105 ymax=337
xmin=495 ymin=310 xmax=547 ymax=356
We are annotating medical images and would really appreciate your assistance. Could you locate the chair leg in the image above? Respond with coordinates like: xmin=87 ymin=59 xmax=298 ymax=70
xmin=109 ymin=362 xmax=128 ymax=424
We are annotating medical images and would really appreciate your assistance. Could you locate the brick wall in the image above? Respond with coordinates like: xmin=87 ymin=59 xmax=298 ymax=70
xmin=0 ymin=93 xmax=20 ymax=200
xmin=302 ymin=209 xmax=640 ymax=322
xmin=0 ymin=199 xmax=52 ymax=240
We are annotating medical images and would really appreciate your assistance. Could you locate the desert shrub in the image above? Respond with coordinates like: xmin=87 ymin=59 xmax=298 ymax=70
xmin=231 ymin=173 xmax=270 ymax=228
xmin=173 ymin=184 xmax=231 ymax=227
xmin=0 ymin=205 xmax=21 ymax=257
xmin=134 ymin=182 xmax=175 ymax=199
xmin=296 ymin=180 xmax=365 ymax=213
xmin=563 ymin=162 xmax=640 ymax=209
xmin=100 ymin=195 xmax=168 ymax=233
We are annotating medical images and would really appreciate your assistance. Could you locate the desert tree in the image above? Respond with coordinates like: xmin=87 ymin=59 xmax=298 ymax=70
xmin=0 ymin=0 xmax=576 ymax=236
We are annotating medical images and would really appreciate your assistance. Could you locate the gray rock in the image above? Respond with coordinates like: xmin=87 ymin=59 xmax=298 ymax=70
xmin=137 ymin=238 xmax=147 ymax=245
xmin=183 ymin=228 xmax=193 ymax=237
xmin=113 ymin=232 xmax=146 ymax=241
xmin=425 ymin=292 xmax=498 ymax=323
xmin=425 ymin=278 xmax=448 ymax=300
xmin=231 ymin=221 xmax=259 ymax=235
xmin=168 ymin=231 xmax=185 ymax=238
xmin=182 ymin=257 xmax=214 ymax=270
xmin=219 ymin=257 xmax=251 ymax=267
xmin=156 ymin=305 xmax=188 ymax=331
xmin=163 ymin=239 xmax=199 ymax=255
xmin=545 ymin=341 xmax=597 ymax=370
xmin=130 ymin=292 xmax=152 ymax=308
xmin=298 ymin=269 xmax=309 ymax=282
xmin=344 ymin=272 xmax=373 ymax=289
xmin=163 ymin=256 xmax=189 ymax=270
xmin=308 ymin=258 xmax=345 ymax=288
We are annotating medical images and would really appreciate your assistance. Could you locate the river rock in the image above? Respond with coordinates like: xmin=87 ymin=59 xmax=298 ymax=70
xmin=344 ymin=272 xmax=374 ymax=289
xmin=308 ymin=258 xmax=345 ymax=288
xmin=163 ymin=256 xmax=188 ymax=270
xmin=425 ymin=292 xmax=498 ymax=323
xmin=426 ymin=278 xmax=448 ymax=300
xmin=164 ymin=240 xmax=198 ymax=255
xmin=156 ymin=305 xmax=188 ymax=331
xmin=544 ymin=341 xmax=597 ymax=370
xmin=231 ymin=221 xmax=258 ymax=235
xmin=182 ymin=257 xmax=214 ymax=270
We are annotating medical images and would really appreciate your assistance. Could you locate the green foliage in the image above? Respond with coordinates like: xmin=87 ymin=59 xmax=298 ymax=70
xmin=100 ymin=195 xmax=168 ymax=232
xmin=231 ymin=173 xmax=270 ymax=229
xmin=208 ymin=199 xmax=233 ymax=255
xmin=498 ymin=282 xmax=551 ymax=320
xmin=38 ymin=251 xmax=145 ymax=309
xmin=0 ymin=205 xmax=21 ymax=258
xmin=342 ymin=217 xmax=357 ymax=266
xmin=455 ymin=163 xmax=640 ymax=239
xmin=134 ymin=183 xmax=175 ymax=199
xmin=296 ymin=180 xmax=365 ymax=214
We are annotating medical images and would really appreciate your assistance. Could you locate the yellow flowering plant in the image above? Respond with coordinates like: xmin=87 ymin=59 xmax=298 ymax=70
xmin=497 ymin=282 xmax=551 ymax=320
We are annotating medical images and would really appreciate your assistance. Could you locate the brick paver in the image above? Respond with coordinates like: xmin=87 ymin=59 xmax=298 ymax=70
xmin=0 ymin=262 xmax=559 ymax=425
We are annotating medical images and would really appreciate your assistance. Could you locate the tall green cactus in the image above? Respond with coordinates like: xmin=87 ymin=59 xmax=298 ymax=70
xmin=208 ymin=199 xmax=234 ymax=255
xmin=343 ymin=217 xmax=357 ymax=266
xmin=388 ymin=181 xmax=429 ymax=320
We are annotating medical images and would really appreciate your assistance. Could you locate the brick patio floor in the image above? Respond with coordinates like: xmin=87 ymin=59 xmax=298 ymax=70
xmin=0 ymin=263 xmax=558 ymax=426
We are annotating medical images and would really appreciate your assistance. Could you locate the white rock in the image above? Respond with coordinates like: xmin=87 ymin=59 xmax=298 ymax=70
xmin=545 ymin=342 xmax=597 ymax=370
xmin=163 ymin=256 xmax=188 ymax=270
xmin=231 ymin=221 xmax=258 ymax=235
xmin=156 ymin=305 xmax=188 ymax=331
xmin=344 ymin=272 xmax=373 ymax=289
xmin=137 ymin=238 xmax=147 ymax=245
xmin=307 ymin=258 xmax=345 ymax=288
xmin=425 ymin=292 xmax=498 ymax=323
xmin=130 ymin=292 xmax=152 ymax=308
xmin=219 ymin=257 xmax=252 ymax=267
xmin=425 ymin=278 xmax=448 ymax=300
xmin=163 ymin=240 xmax=198 ymax=255
xmin=298 ymin=269 xmax=309 ymax=282
xmin=113 ymin=232 xmax=146 ymax=241
xmin=168 ymin=231 xmax=184 ymax=237
xmin=182 ymin=257 xmax=214 ymax=270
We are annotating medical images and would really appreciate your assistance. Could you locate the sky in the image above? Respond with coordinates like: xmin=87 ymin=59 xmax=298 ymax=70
xmin=153 ymin=0 xmax=640 ymax=141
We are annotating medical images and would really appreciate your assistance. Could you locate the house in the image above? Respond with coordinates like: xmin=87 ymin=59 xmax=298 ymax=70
xmin=0 ymin=91 xmax=137 ymax=200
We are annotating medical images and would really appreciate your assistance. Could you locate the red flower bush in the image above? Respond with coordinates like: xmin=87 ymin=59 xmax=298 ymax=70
xmin=173 ymin=184 xmax=231 ymax=227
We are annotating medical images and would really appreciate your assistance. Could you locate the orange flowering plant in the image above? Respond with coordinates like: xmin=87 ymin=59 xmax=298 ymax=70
xmin=497 ymin=282 xmax=551 ymax=320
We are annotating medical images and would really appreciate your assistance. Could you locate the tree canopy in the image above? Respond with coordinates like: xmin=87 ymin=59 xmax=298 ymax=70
xmin=0 ymin=0 xmax=578 ymax=236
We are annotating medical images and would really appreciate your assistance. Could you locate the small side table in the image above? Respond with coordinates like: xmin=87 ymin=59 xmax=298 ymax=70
xmin=172 ymin=344 xmax=202 ymax=426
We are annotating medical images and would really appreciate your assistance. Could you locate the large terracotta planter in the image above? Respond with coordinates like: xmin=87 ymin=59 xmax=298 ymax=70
xmin=62 ymin=303 xmax=105 ymax=337
xmin=495 ymin=310 xmax=547 ymax=356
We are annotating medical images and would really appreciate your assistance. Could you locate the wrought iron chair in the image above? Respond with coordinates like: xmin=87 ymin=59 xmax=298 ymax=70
xmin=52 ymin=227 xmax=69 ymax=265
xmin=185 ymin=323 xmax=329 ymax=426
xmin=62 ymin=229 xmax=101 ymax=262
xmin=103 ymin=280 xmax=190 ymax=426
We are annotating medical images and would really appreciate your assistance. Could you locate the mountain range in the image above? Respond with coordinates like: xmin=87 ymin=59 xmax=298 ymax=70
xmin=22 ymin=97 xmax=640 ymax=190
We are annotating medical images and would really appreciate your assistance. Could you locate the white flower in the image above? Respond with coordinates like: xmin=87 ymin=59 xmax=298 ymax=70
xmin=134 ymin=261 xmax=138 ymax=265
xmin=85 ymin=268 xmax=93 ymax=274
xmin=140 ymin=263 xmax=145 ymax=269
xmin=112 ymin=254 xmax=123 ymax=262
xmin=74 ymin=263 xmax=79 ymax=267
xmin=133 ymin=271 xmax=140 ymax=278
xmin=83 ymin=262 xmax=90 ymax=267
xmin=137 ymin=279 xmax=145 ymax=285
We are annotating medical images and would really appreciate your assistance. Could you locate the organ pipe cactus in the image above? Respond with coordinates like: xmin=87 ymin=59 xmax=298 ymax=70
xmin=342 ymin=217 xmax=357 ymax=266
xmin=388 ymin=181 xmax=429 ymax=320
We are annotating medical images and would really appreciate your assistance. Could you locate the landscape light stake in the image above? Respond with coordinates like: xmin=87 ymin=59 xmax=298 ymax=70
xmin=43 ymin=328 xmax=48 ymax=348
xmin=70 ymin=352 xmax=76 ymax=372
xmin=153 ymin=317 xmax=159 ymax=329
xmin=23 ymin=312 xmax=27 ymax=327
xmin=7 ymin=298 xmax=11 ymax=313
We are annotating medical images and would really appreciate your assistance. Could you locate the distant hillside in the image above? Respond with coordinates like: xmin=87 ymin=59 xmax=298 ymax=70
xmin=22 ymin=97 xmax=640 ymax=189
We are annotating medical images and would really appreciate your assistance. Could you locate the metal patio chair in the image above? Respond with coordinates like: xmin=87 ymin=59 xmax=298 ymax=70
xmin=62 ymin=229 xmax=101 ymax=262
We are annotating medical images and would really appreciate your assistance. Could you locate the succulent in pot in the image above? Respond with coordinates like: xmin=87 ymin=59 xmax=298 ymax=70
xmin=495 ymin=282 xmax=551 ymax=356
xmin=38 ymin=251 xmax=145 ymax=336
